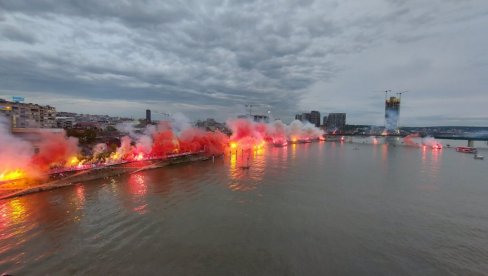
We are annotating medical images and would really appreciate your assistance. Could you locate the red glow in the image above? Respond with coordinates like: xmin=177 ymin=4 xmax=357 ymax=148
xmin=431 ymin=144 xmax=443 ymax=150
xmin=135 ymin=153 xmax=144 ymax=161
xmin=128 ymin=173 xmax=147 ymax=196
xmin=1 ymin=117 xmax=326 ymax=183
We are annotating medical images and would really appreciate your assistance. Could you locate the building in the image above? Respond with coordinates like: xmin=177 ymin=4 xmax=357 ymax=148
xmin=146 ymin=109 xmax=151 ymax=124
xmin=310 ymin=111 xmax=321 ymax=127
xmin=322 ymin=116 xmax=328 ymax=127
xmin=295 ymin=112 xmax=311 ymax=123
xmin=55 ymin=117 xmax=76 ymax=129
xmin=195 ymin=118 xmax=230 ymax=134
xmin=295 ymin=111 xmax=321 ymax=126
xmin=326 ymin=113 xmax=346 ymax=131
xmin=56 ymin=111 xmax=132 ymax=127
xmin=0 ymin=98 xmax=56 ymax=128
xmin=385 ymin=96 xmax=400 ymax=133
xmin=235 ymin=114 xmax=269 ymax=123
xmin=252 ymin=114 xmax=269 ymax=123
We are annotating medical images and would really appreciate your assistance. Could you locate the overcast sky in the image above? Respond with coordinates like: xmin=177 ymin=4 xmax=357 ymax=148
xmin=1 ymin=0 xmax=487 ymax=126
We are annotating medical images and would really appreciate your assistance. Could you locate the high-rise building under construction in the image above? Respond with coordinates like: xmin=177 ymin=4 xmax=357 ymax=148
xmin=385 ymin=96 xmax=400 ymax=133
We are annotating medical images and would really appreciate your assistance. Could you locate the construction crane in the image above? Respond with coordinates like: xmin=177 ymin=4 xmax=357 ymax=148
xmin=149 ymin=110 xmax=171 ymax=122
xmin=396 ymin=91 xmax=407 ymax=101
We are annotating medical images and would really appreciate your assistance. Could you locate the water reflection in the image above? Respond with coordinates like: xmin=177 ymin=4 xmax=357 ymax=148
xmin=418 ymin=145 xmax=443 ymax=191
xmin=381 ymin=144 xmax=388 ymax=162
xmin=227 ymin=147 xmax=266 ymax=192
xmin=269 ymin=144 xmax=289 ymax=169
xmin=0 ymin=198 xmax=28 ymax=234
xmin=429 ymin=148 xmax=442 ymax=182
xmin=291 ymin=143 xmax=297 ymax=160
xmin=127 ymin=173 xmax=148 ymax=214
xmin=128 ymin=173 xmax=148 ymax=196
xmin=75 ymin=185 xmax=85 ymax=206
xmin=421 ymin=145 xmax=428 ymax=162
xmin=7 ymin=199 xmax=26 ymax=225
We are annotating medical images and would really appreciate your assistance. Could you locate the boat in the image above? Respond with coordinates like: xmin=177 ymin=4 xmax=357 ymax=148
xmin=455 ymin=146 xmax=477 ymax=154
xmin=431 ymin=144 xmax=443 ymax=150
xmin=474 ymin=154 xmax=484 ymax=160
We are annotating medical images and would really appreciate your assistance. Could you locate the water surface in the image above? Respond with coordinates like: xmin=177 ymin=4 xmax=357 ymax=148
xmin=1 ymin=142 xmax=487 ymax=275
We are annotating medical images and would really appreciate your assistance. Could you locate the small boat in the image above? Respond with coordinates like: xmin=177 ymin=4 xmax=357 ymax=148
xmin=455 ymin=146 xmax=477 ymax=154
xmin=474 ymin=154 xmax=484 ymax=160
xmin=431 ymin=144 xmax=443 ymax=150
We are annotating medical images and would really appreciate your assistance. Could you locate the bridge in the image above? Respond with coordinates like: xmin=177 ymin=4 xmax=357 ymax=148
xmin=326 ymin=133 xmax=488 ymax=147
xmin=432 ymin=135 xmax=488 ymax=147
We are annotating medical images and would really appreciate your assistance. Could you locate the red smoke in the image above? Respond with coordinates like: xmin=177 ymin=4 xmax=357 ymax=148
xmin=179 ymin=128 xmax=229 ymax=155
xmin=227 ymin=118 xmax=265 ymax=149
xmin=1 ymin=115 xmax=327 ymax=182
xmin=31 ymin=132 xmax=80 ymax=171
xmin=151 ymin=129 xmax=178 ymax=156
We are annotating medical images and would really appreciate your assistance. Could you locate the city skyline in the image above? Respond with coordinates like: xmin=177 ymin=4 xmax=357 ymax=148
xmin=1 ymin=1 xmax=487 ymax=126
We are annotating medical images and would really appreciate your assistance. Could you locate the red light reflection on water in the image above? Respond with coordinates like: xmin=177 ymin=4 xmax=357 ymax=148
xmin=128 ymin=173 xmax=148 ymax=196
xmin=75 ymin=185 xmax=85 ymax=204
xmin=421 ymin=145 xmax=428 ymax=162
xmin=431 ymin=147 xmax=441 ymax=162
xmin=290 ymin=143 xmax=297 ymax=159
xmin=381 ymin=144 xmax=388 ymax=162
xmin=128 ymin=173 xmax=148 ymax=214
xmin=227 ymin=148 xmax=266 ymax=192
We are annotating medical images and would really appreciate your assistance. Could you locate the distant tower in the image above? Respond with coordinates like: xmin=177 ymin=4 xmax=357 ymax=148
xmin=384 ymin=91 xmax=401 ymax=133
xmin=146 ymin=109 xmax=151 ymax=124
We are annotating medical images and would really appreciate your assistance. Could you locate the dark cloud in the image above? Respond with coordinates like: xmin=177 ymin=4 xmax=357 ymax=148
xmin=0 ymin=24 xmax=37 ymax=44
xmin=0 ymin=0 xmax=487 ymax=125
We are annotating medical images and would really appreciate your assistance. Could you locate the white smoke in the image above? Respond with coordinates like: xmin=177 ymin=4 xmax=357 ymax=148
xmin=0 ymin=115 xmax=35 ymax=173
xmin=92 ymin=143 xmax=108 ymax=157
xmin=116 ymin=121 xmax=138 ymax=136
xmin=287 ymin=120 xmax=323 ymax=139
xmin=171 ymin=112 xmax=191 ymax=134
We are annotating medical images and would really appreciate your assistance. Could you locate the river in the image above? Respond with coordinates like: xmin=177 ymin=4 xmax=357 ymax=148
xmin=1 ymin=141 xmax=487 ymax=275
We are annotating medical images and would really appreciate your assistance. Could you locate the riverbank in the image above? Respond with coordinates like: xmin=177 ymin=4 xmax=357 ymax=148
xmin=0 ymin=152 xmax=213 ymax=200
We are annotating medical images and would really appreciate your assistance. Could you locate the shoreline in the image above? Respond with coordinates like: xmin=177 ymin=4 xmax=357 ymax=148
xmin=0 ymin=152 xmax=213 ymax=200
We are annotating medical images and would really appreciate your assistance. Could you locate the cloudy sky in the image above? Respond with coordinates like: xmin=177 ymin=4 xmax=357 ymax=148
xmin=1 ymin=0 xmax=487 ymax=126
